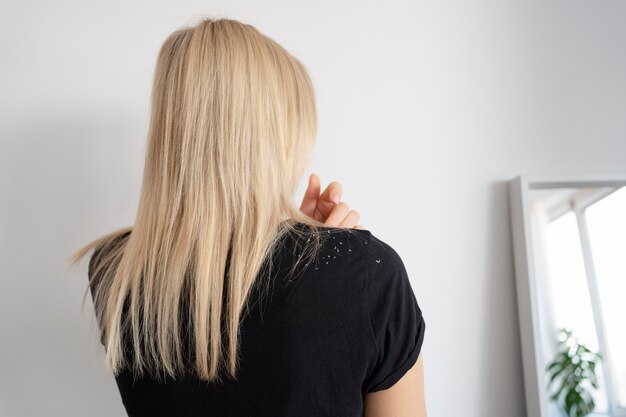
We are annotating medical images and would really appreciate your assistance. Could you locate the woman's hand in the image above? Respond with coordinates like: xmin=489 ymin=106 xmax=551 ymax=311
xmin=299 ymin=174 xmax=364 ymax=229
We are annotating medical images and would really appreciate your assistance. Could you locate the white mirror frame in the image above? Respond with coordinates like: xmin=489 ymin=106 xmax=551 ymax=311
xmin=508 ymin=174 xmax=626 ymax=417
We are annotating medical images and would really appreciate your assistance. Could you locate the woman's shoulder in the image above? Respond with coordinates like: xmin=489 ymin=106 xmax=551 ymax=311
xmin=285 ymin=222 xmax=409 ymax=283
xmin=311 ymin=224 xmax=405 ymax=270
xmin=286 ymin=222 xmax=373 ymax=268
xmin=308 ymin=223 xmax=407 ymax=274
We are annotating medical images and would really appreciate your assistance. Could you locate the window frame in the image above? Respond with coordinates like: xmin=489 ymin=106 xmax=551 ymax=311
xmin=573 ymin=189 xmax=626 ymax=416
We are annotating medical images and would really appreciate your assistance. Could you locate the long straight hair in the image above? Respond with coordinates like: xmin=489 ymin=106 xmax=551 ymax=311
xmin=67 ymin=17 xmax=330 ymax=382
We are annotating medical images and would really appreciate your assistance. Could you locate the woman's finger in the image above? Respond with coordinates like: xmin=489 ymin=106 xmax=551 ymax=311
xmin=339 ymin=210 xmax=360 ymax=228
xmin=324 ymin=202 xmax=350 ymax=227
xmin=313 ymin=199 xmax=335 ymax=222
xmin=299 ymin=173 xmax=321 ymax=217
xmin=318 ymin=181 xmax=342 ymax=205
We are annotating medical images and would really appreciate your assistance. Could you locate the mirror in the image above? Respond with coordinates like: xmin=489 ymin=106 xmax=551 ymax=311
xmin=509 ymin=176 xmax=626 ymax=417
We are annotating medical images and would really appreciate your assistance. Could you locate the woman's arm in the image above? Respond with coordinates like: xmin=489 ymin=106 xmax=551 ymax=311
xmin=364 ymin=354 xmax=427 ymax=417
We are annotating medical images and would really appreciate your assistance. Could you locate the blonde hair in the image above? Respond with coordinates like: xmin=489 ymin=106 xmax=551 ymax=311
xmin=67 ymin=17 xmax=331 ymax=382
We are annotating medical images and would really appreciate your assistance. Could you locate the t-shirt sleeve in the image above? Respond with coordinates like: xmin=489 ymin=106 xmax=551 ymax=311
xmin=362 ymin=233 xmax=426 ymax=393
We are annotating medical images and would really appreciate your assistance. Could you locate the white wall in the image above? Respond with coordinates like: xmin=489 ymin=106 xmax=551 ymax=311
xmin=1 ymin=1 xmax=625 ymax=416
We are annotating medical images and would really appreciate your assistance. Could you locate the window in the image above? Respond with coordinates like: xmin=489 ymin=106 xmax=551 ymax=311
xmin=586 ymin=187 xmax=626 ymax=409
xmin=545 ymin=211 xmax=608 ymax=414
xmin=543 ymin=186 xmax=626 ymax=416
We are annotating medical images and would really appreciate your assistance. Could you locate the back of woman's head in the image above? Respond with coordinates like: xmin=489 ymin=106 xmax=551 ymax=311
xmin=150 ymin=17 xmax=318 ymax=212
xmin=68 ymin=17 xmax=327 ymax=382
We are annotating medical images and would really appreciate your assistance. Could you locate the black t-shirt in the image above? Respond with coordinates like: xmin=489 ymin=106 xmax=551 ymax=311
xmin=88 ymin=223 xmax=425 ymax=417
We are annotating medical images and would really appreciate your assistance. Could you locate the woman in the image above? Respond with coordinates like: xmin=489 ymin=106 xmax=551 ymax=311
xmin=68 ymin=17 xmax=426 ymax=417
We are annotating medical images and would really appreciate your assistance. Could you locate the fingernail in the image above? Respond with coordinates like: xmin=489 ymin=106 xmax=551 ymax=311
xmin=330 ymin=193 xmax=340 ymax=203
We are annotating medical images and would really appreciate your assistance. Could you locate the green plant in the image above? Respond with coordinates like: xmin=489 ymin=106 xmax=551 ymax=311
xmin=546 ymin=328 xmax=602 ymax=417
